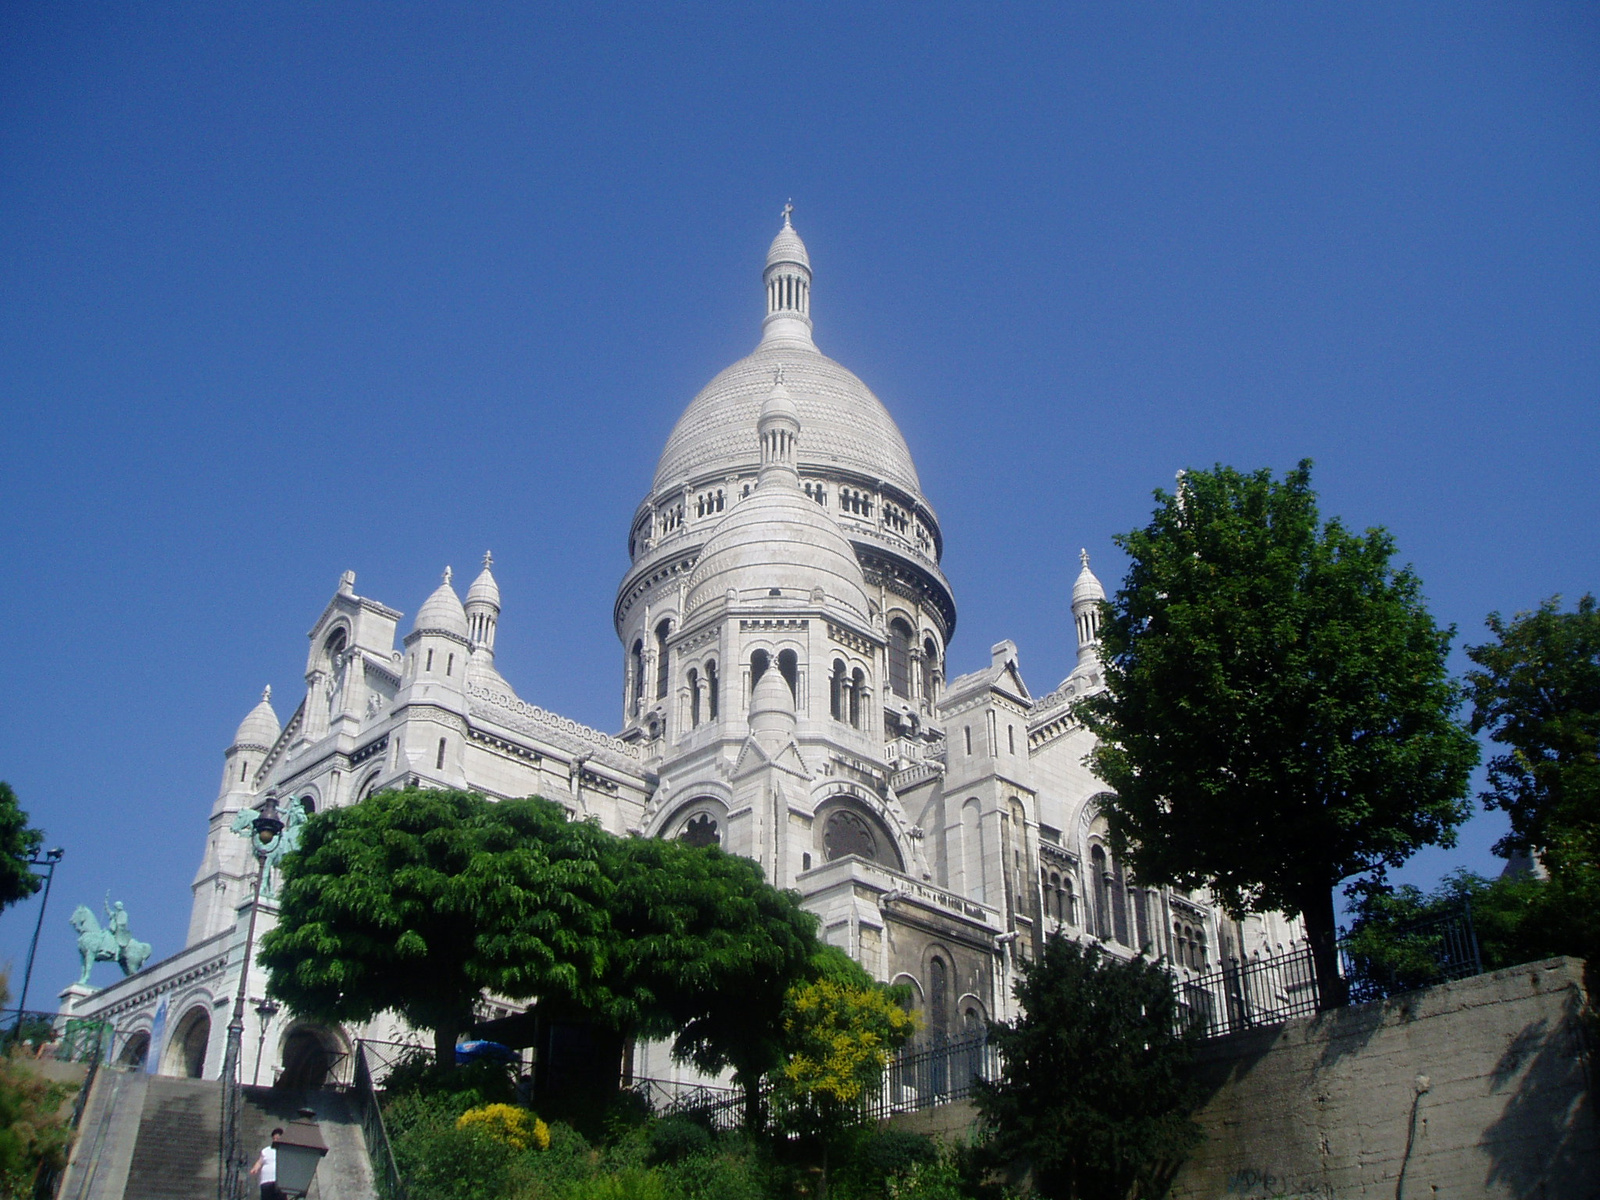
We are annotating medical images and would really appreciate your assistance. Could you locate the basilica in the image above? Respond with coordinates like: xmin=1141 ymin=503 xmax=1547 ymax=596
xmin=63 ymin=214 xmax=1297 ymax=1086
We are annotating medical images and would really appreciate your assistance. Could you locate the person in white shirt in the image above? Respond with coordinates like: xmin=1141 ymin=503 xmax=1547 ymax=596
xmin=249 ymin=1128 xmax=285 ymax=1200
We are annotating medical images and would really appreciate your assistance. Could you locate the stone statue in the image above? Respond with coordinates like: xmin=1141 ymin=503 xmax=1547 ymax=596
xmin=229 ymin=797 xmax=311 ymax=897
xmin=71 ymin=902 xmax=152 ymax=984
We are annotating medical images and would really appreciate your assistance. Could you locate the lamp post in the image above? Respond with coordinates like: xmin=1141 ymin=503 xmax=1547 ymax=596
xmin=13 ymin=847 xmax=64 ymax=1034
xmin=219 ymin=797 xmax=283 ymax=1200
xmin=252 ymin=998 xmax=280 ymax=1087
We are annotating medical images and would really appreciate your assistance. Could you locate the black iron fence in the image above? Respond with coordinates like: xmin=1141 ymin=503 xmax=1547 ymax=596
xmin=353 ymin=1043 xmax=408 ymax=1200
xmin=1342 ymin=902 xmax=1483 ymax=1004
xmin=1176 ymin=947 xmax=1323 ymax=1040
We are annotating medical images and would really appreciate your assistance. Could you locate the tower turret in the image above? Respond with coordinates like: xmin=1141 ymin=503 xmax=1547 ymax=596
xmin=465 ymin=551 xmax=501 ymax=662
xmin=1071 ymin=549 xmax=1106 ymax=669
xmin=761 ymin=202 xmax=814 ymax=347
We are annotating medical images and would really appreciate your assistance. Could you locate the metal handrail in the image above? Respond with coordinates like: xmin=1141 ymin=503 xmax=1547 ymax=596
xmin=353 ymin=1043 xmax=408 ymax=1200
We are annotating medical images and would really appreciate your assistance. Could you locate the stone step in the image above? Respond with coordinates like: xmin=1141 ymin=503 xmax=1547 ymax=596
xmin=122 ymin=1077 xmax=224 ymax=1200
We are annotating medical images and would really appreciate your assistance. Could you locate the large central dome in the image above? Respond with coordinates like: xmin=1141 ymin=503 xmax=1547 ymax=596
xmin=652 ymin=344 xmax=923 ymax=497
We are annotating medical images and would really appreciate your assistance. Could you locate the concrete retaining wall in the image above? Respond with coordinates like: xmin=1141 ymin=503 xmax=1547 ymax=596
xmin=1171 ymin=956 xmax=1598 ymax=1199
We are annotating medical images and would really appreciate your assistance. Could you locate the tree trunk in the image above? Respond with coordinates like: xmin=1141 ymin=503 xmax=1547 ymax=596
xmin=1297 ymin=884 xmax=1348 ymax=1011
xmin=435 ymin=1021 xmax=460 ymax=1071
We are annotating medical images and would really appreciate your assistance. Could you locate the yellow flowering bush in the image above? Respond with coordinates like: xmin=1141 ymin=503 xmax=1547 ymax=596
xmin=455 ymin=1102 xmax=550 ymax=1151
xmin=782 ymin=978 xmax=920 ymax=1106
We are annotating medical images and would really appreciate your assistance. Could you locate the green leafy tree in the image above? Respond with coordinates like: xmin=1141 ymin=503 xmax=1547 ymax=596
xmin=778 ymin=975 xmax=919 ymax=1196
xmin=1075 ymin=462 xmax=1479 ymax=1005
xmin=975 ymin=939 xmax=1199 ymax=1200
xmin=1465 ymin=595 xmax=1600 ymax=871
xmin=601 ymin=837 xmax=822 ymax=1122
xmin=0 ymin=783 xmax=44 ymax=912
xmin=1341 ymin=869 xmax=1561 ymax=999
xmin=260 ymin=789 xmax=611 ymax=1064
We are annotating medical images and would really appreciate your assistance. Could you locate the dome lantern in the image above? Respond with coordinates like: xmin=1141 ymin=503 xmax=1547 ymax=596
xmin=761 ymin=203 xmax=814 ymax=347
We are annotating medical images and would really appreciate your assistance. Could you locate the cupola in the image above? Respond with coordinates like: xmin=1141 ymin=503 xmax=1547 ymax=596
xmin=231 ymin=686 xmax=281 ymax=753
xmin=761 ymin=203 xmax=814 ymax=347
xmin=465 ymin=551 xmax=501 ymax=658
xmin=1071 ymin=549 xmax=1107 ymax=666
xmin=413 ymin=567 xmax=469 ymax=640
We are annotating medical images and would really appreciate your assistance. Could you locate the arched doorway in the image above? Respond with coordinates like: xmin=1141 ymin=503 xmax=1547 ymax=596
xmin=118 ymin=1030 xmax=151 ymax=1070
xmin=165 ymin=1007 xmax=210 ymax=1078
xmin=277 ymin=1024 xmax=348 ymax=1089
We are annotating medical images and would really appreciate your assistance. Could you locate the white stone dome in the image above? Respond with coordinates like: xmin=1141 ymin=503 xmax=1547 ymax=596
xmin=766 ymin=220 xmax=810 ymax=271
xmin=684 ymin=483 xmax=870 ymax=619
xmin=748 ymin=665 xmax=797 ymax=737
xmin=652 ymin=343 xmax=923 ymax=498
xmin=414 ymin=570 xmax=469 ymax=637
xmin=232 ymin=687 xmax=280 ymax=751
xmin=466 ymin=555 xmax=500 ymax=609
xmin=1071 ymin=551 xmax=1106 ymax=608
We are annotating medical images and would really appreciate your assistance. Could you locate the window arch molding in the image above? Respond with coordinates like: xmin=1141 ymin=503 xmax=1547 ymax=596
xmin=812 ymin=797 xmax=904 ymax=871
xmin=649 ymin=792 xmax=733 ymax=842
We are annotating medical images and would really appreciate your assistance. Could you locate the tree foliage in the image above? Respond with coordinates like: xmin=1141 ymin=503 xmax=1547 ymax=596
xmin=0 ymin=783 xmax=44 ymax=913
xmin=975 ymin=939 xmax=1199 ymax=1200
xmin=260 ymin=789 xmax=612 ymax=1062
xmin=262 ymin=787 xmax=827 ymax=1079
xmin=1074 ymin=461 xmax=1478 ymax=1002
xmin=1465 ymin=594 xmax=1600 ymax=872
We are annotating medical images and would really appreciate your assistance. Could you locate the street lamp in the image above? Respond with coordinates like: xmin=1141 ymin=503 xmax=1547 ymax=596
xmin=219 ymin=797 xmax=283 ymax=1200
xmin=13 ymin=847 xmax=65 ymax=1035
xmin=252 ymin=998 xmax=280 ymax=1087
xmin=274 ymin=1108 xmax=329 ymax=1199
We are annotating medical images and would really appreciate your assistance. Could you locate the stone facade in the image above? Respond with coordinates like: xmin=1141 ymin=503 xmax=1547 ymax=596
xmin=63 ymin=214 xmax=1294 ymax=1086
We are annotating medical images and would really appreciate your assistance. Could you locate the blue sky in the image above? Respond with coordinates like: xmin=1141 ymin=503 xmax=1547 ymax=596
xmin=2 ymin=3 xmax=1595 ymax=1000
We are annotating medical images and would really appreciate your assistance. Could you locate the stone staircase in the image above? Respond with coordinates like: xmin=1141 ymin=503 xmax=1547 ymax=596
xmin=57 ymin=1069 xmax=376 ymax=1200
xmin=123 ymin=1077 xmax=223 ymax=1200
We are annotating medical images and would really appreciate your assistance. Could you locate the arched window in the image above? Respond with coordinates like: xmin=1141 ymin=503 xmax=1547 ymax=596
xmin=888 ymin=619 xmax=913 ymax=697
xmin=688 ymin=668 xmax=701 ymax=727
xmin=1091 ymin=845 xmax=1111 ymax=941
xmin=777 ymin=648 xmax=799 ymax=699
xmin=1111 ymin=856 xmax=1130 ymax=947
xmin=631 ymin=640 xmax=645 ymax=716
xmin=655 ymin=620 xmax=672 ymax=699
xmin=1134 ymin=885 xmax=1151 ymax=952
xmin=1047 ymin=872 xmax=1062 ymax=919
xmin=751 ymin=649 xmax=770 ymax=689
xmin=929 ymin=956 xmax=949 ymax=1039
xmin=921 ymin=637 xmax=938 ymax=701
xmin=830 ymin=660 xmax=845 ymax=720
xmin=822 ymin=808 xmax=878 ymax=862
xmin=436 ymin=738 xmax=447 ymax=770
xmin=1063 ymin=875 xmax=1077 ymax=925
xmin=706 ymin=660 xmax=719 ymax=720
xmin=962 ymin=798 xmax=985 ymax=904
xmin=679 ymin=813 xmax=720 ymax=848
xmin=849 ymin=668 xmax=865 ymax=728
xmin=1195 ymin=926 xmax=1209 ymax=968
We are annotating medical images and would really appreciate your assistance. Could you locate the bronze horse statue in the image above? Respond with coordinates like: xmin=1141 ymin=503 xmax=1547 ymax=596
xmin=71 ymin=903 xmax=152 ymax=985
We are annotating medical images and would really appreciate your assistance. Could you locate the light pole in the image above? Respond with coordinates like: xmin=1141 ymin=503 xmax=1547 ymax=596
xmin=252 ymin=998 xmax=280 ymax=1087
xmin=13 ymin=847 xmax=65 ymax=1034
xmin=219 ymin=798 xmax=283 ymax=1200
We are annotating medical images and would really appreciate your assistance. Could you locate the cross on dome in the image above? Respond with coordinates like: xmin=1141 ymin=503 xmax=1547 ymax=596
xmin=782 ymin=200 xmax=794 ymax=227
xmin=1080 ymin=548 xmax=1090 ymax=569
xmin=482 ymin=550 xmax=493 ymax=570
xmin=262 ymin=685 xmax=272 ymax=702
xmin=443 ymin=566 xmax=453 ymax=585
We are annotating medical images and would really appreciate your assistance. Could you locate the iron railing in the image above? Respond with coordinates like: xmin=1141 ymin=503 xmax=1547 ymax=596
xmin=353 ymin=1043 xmax=408 ymax=1200
xmin=0 ymin=1011 xmax=112 ymax=1064
xmin=1342 ymin=901 xmax=1483 ymax=1004
xmin=1176 ymin=946 xmax=1323 ymax=1040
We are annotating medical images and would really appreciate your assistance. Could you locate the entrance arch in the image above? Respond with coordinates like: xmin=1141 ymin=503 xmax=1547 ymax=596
xmin=163 ymin=1007 xmax=210 ymax=1077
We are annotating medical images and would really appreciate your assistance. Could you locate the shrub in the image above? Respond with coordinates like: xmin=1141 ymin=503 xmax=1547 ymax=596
xmin=644 ymin=1117 xmax=711 ymax=1165
xmin=458 ymin=1102 xmax=550 ymax=1151
xmin=0 ymin=1058 xmax=76 ymax=1200
xmin=858 ymin=1130 xmax=940 ymax=1183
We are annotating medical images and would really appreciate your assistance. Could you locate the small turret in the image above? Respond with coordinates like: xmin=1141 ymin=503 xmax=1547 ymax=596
xmin=761 ymin=203 xmax=814 ymax=348
xmin=220 ymin=686 xmax=279 ymax=799
xmin=1071 ymin=549 xmax=1106 ymax=668
xmin=465 ymin=551 xmax=501 ymax=662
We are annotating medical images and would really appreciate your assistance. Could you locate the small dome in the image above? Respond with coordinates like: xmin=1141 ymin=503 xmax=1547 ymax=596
xmin=466 ymin=551 xmax=500 ymax=609
xmin=414 ymin=568 xmax=469 ymax=637
xmin=1071 ymin=550 xmax=1106 ymax=609
xmin=232 ymin=687 xmax=280 ymax=751
xmin=760 ymin=372 xmax=800 ymax=427
xmin=749 ymin=667 xmax=797 ymax=737
xmin=684 ymin=486 xmax=870 ymax=619
xmin=766 ymin=211 xmax=810 ymax=271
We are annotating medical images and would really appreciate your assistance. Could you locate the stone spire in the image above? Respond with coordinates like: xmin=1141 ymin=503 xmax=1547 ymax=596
xmin=1071 ymin=549 xmax=1107 ymax=667
xmin=465 ymin=551 xmax=501 ymax=658
xmin=757 ymin=366 xmax=801 ymax=488
xmin=761 ymin=205 xmax=815 ymax=348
